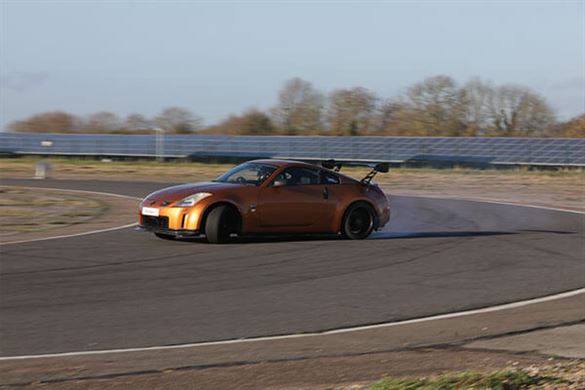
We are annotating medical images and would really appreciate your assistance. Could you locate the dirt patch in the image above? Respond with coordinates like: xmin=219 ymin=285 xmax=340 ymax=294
xmin=0 ymin=187 xmax=106 ymax=238
xmin=0 ymin=186 xmax=139 ymax=244
xmin=5 ymin=349 xmax=583 ymax=390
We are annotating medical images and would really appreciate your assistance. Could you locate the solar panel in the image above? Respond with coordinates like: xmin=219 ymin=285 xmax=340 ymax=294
xmin=0 ymin=133 xmax=583 ymax=166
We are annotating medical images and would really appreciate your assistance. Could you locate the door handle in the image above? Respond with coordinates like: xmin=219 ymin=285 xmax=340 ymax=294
xmin=322 ymin=187 xmax=329 ymax=199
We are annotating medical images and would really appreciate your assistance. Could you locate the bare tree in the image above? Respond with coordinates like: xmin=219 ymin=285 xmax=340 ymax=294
xmin=6 ymin=76 xmax=566 ymax=138
xmin=399 ymin=75 xmax=468 ymax=136
xmin=272 ymin=78 xmax=325 ymax=135
xmin=555 ymin=114 xmax=585 ymax=138
xmin=156 ymin=107 xmax=202 ymax=134
xmin=241 ymin=109 xmax=274 ymax=135
xmin=202 ymin=109 xmax=275 ymax=135
xmin=327 ymin=87 xmax=378 ymax=135
xmin=461 ymin=78 xmax=496 ymax=136
xmin=124 ymin=113 xmax=153 ymax=132
xmin=202 ymin=115 xmax=243 ymax=135
xmin=8 ymin=111 xmax=79 ymax=133
xmin=84 ymin=112 xmax=121 ymax=133
xmin=375 ymin=99 xmax=399 ymax=132
xmin=488 ymin=85 xmax=556 ymax=136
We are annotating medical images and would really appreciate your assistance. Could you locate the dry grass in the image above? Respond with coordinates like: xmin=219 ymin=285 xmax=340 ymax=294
xmin=0 ymin=187 xmax=107 ymax=237
xmin=1 ymin=157 xmax=583 ymax=210
xmin=359 ymin=360 xmax=585 ymax=390
xmin=0 ymin=157 xmax=229 ymax=182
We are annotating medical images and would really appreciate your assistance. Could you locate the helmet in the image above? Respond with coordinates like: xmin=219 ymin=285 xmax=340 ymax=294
xmin=257 ymin=166 xmax=274 ymax=183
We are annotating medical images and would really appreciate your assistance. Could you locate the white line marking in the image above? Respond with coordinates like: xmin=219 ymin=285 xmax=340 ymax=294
xmin=0 ymin=186 xmax=141 ymax=201
xmin=0 ymin=222 xmax=139 ymax=246
xmin=1 ymin=287 xmax=583 ymax=361
xmin=0 ymin=186 xmax=141 ymax=246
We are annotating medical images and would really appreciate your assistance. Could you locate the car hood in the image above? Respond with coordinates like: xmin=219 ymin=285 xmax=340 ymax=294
xmin=143 ymin=181 xmax=241 ymax=204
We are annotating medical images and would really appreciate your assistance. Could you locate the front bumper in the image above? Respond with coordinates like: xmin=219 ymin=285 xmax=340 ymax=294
xmin=137 ymin=215 xmax=200 ymax=237
xmin=138 ymin=201 xmax=207 ymax=231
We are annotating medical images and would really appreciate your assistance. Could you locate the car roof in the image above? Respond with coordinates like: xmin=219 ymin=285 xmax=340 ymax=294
xmin=249 ymin=159 xmax=321 ymax=169
xmin=248 ymin=159 xmax=359 ymax=183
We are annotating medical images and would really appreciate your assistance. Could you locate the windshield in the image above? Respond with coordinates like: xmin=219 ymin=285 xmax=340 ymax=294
xmin=214 ymin=163 xmax=277 ymax=186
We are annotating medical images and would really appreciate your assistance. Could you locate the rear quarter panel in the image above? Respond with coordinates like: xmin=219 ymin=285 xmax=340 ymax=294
xmin=328 ymin=182 xmax=385 ymax=233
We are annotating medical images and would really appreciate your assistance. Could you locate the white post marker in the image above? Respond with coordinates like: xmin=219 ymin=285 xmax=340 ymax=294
xmin=154 ymin=127 xmax=165 ymax=162
xmin=34 ymin=161 xmax=52 ymax=179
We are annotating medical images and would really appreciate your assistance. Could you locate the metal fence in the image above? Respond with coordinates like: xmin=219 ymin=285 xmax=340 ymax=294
xmin=1 ymin=133 xmax=583 ymax=167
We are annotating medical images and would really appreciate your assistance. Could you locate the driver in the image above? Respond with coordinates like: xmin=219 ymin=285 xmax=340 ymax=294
xmin=257 ymin=166 xmax=274 ymax=184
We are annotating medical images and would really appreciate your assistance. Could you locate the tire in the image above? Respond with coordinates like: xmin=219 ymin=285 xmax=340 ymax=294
xmin=155 ymin=232 xmax=175 ymax=240
xmin=342 ymin=203 xmax=375 ymax=240
xmin=205 ymin=205 xmax=237 ymax=244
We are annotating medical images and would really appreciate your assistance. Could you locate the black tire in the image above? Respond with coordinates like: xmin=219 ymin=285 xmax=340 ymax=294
xmin=205 ymin=205 xmax=237 ymax=244
xmin=155 ymin=232 xmax=175 ymax=240
xmin=342 ymin=203 xmax=375 ymax=240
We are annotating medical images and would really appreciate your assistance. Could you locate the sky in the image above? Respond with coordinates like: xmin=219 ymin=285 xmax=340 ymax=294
xmin=1 ymin=0 xmax=584 ymax=130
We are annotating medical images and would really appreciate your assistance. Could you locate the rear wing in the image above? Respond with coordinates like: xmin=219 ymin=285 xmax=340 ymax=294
xmin=320 ymin=159 xmax=390 ymax=185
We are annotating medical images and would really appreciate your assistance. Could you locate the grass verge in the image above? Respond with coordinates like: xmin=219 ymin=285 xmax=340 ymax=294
xmin=367 ymin=369 xmax=566 ymax=390
xmin=1 ymin=156 xmax=583 ymax=181
xmin=1 ymin=157 xmax=583 ymax=210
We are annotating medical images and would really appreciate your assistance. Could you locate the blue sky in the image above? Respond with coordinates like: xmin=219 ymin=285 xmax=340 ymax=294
xmin=1 ymin=0 xmax=583 ymax=130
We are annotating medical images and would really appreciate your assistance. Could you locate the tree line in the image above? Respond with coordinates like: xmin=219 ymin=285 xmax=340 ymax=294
xmin=8 ymin=75 xmax=584 ymax=137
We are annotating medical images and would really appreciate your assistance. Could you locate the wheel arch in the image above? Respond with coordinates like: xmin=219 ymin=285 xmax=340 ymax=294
xmin=338 ymin=199 xmax=379 ymax=232
xmin=199 ymin=201 xmax=243 ymax=235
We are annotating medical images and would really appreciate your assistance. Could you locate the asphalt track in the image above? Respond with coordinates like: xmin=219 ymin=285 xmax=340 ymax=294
xmin=0 ymin=179 xmax=583 ymax=357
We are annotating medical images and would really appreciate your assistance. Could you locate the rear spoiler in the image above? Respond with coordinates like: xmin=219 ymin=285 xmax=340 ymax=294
xmin=270 ymin=157 xmax=390 ymax=184
xmin=321 ymin=159 xmax=390 ymax=185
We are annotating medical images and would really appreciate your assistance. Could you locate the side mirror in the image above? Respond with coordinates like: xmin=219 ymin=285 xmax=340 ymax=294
xmin=272 ymin=179 xmax=286 ymax=187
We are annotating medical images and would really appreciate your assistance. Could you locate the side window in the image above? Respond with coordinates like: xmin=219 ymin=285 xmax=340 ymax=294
xmin=321 ymin=171 xmax=340 ymax=184
xmin=274 ymin=167 xmax=320 ymax=186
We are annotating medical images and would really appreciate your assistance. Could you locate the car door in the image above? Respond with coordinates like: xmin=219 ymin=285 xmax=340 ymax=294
xmin=258 ymin=167 xmax=329 ymax=229
xmin=319 ymin=169 xmax=342 ymax=228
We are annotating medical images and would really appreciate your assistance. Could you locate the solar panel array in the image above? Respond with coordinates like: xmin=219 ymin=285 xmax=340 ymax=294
xmin=0 ymin=133 xmax=583 ymax=166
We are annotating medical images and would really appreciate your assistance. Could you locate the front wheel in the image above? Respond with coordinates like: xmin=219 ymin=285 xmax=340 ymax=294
xmin=342 ymin=203 xmax=375 ymax=240
xmin=205 ymin=205 xmax=237 ymax=244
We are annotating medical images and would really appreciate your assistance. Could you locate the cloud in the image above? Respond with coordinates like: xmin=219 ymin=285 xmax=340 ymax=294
xmin=0 ymin=71 xmax=49 ymax=92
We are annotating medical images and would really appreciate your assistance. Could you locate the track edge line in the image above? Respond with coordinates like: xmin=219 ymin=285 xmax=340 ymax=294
xmin=2 ymin=287 xmax=583 ymax=361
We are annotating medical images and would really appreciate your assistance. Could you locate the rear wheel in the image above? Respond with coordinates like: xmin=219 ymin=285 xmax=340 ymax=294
xmin=205 ymin=205 xmax=238 ymax=244
xmin=342 ymin=203 xmax=375 ymax=240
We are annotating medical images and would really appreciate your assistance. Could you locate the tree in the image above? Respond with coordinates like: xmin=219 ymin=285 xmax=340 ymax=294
xmin=241 ymin=109 xmax=274 ymax=135
xmin=124 ymin=113 xmax=153 ymax=132
xmin=488 ymin=85 xmax=556 ymax=137
xmin=156 ymin=107 xmax=202 ymax=134
xmin=202 ymin=115 xmax=243 ymax=135
xmin=327 ymin=87 xmax=378 ymax=135
xmin=400 ymin=75 xmax=468 ymax=136
xmin=461 ymin=78 xmax=496 ymax=136
xmin=84 ymin=112 xmax=121 ymax=133
xmin=8 ymin=111 xmax=79 ymax=133
xmin=375 ymin=99 xmax=403 ymax=134
xmin=556 ymin=114 xmax=585 ymax=138
xmin=272 ymin=78 xmax=325 ymax=135
xmin=202 ymin=109 xmax=275 ymax=135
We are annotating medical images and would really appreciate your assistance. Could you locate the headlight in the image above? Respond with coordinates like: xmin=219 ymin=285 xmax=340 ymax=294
xmin=174 ymin=192 xmax=212 ymax=207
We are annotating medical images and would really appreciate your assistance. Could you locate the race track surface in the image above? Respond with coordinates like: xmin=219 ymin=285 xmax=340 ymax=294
xmin=1 ymin=179 xmax=583 ymax=357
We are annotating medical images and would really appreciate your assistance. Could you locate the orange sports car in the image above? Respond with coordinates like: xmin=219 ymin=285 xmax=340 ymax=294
xmin=138 ymin=159 xmax=390 ymax=243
